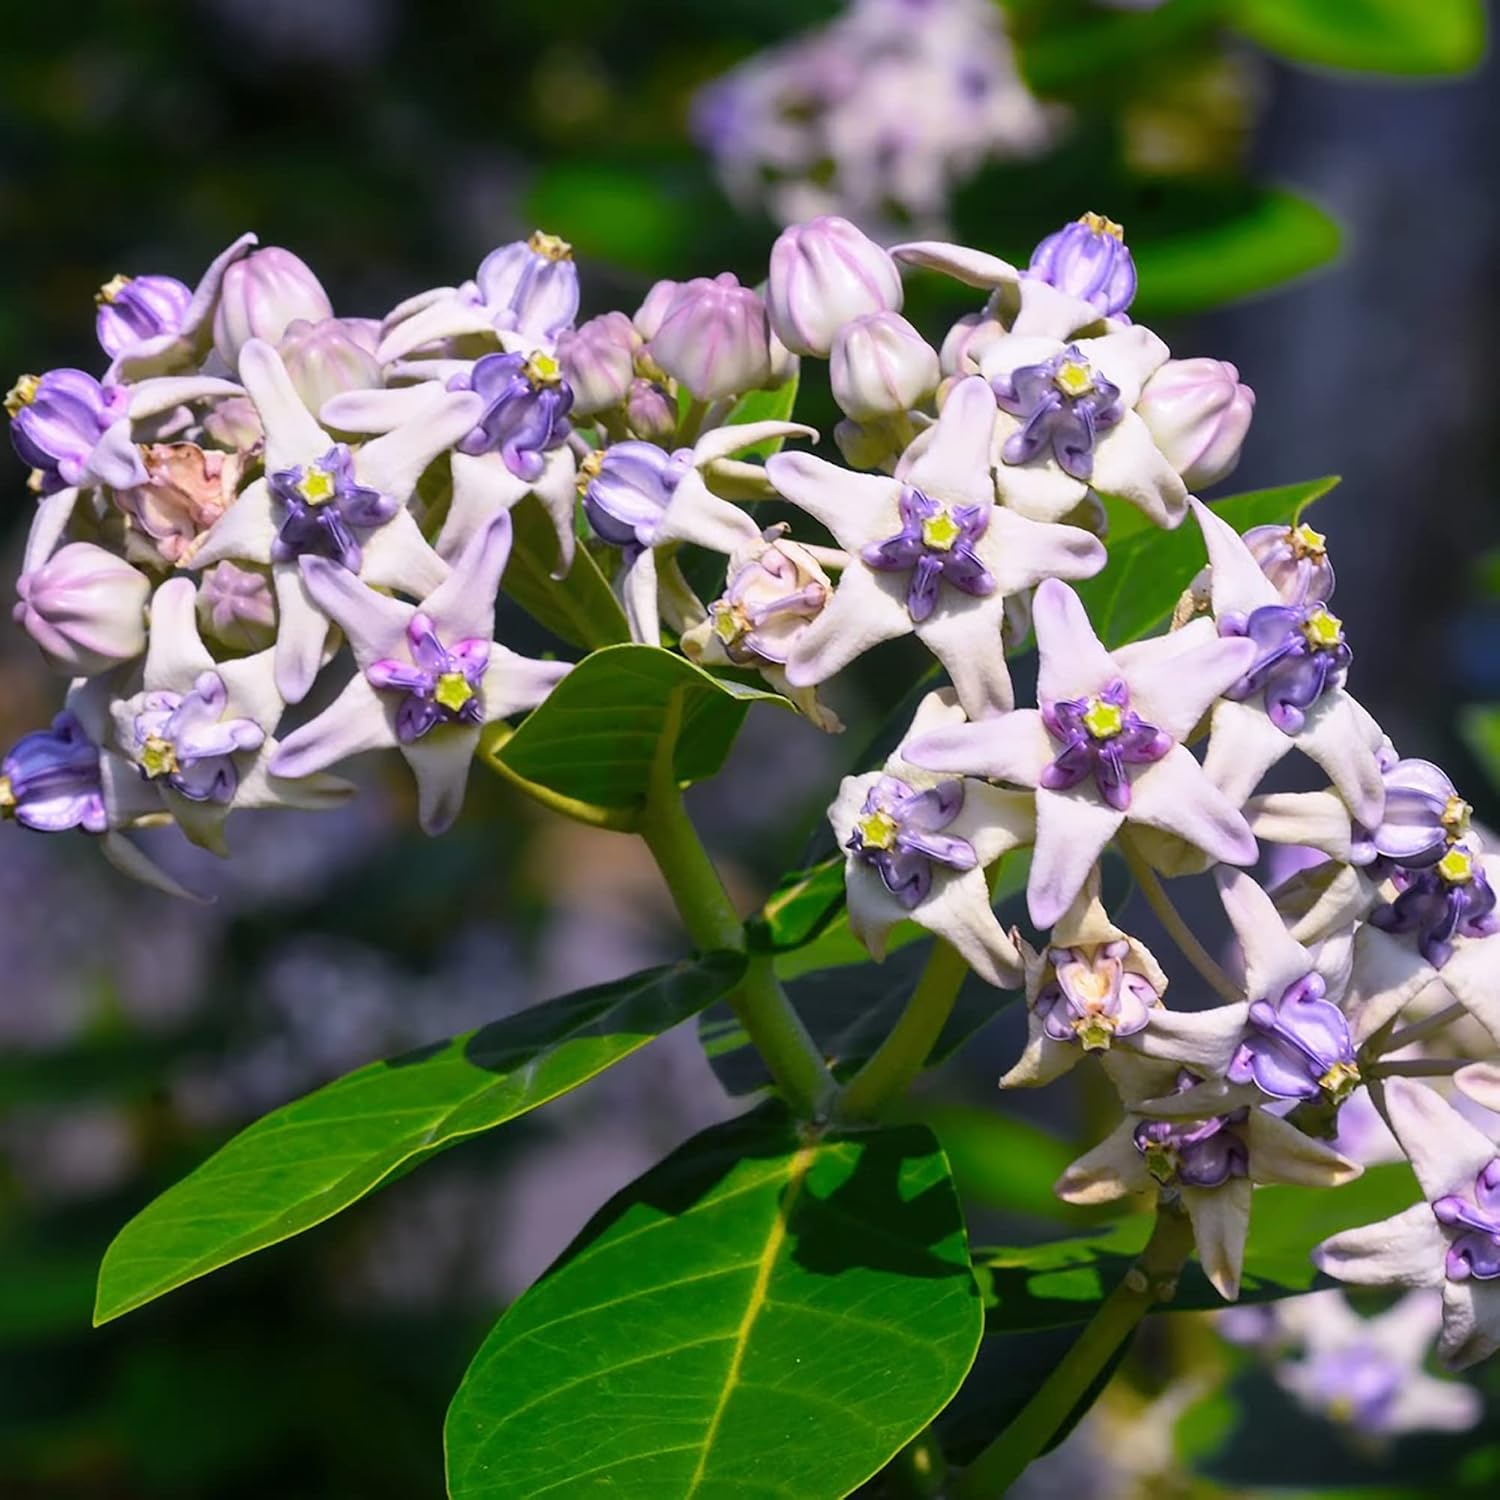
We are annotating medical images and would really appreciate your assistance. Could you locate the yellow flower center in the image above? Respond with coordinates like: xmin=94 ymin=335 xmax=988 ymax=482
xmin=5 ymin=374 xmax=40 ymax=419
xmin=1074 ymin=1015 xmax=1115 ymax=1052
xmin=1438 ymin=846 xmax=1475 ymax=886
xmin=1289 ymin=522 xmax=1326 ymax=560
xmin=1442 ymin=794 xmax=1472 ymax=841
xmin=95 ymin=273 xmax=133 ymax=306
xmin=1300 ymin=608 xmax=1343 ymax=650
xmin=1142 ymin=1141 xmax=1178 ymax=1185
xmin=920 ymin=507 xmax=962 ymax=552
xmin=0 ymin=775 xmax=14 ymax=817
xmin=140 ymin=735 xmax=180 ymax=780
xmin=525 ymin=351 xmax=564 ymax=388
xmin=712 ymin=601 xmax=745 ymax=645
xmin=297 ymin=465 xmax=338 ymax=506
xmin=857 ymin=809 xmax=899 ymax=852
xmin=1079 ymin=211 xmax=1124 ymax=240
xmin=1082 ymin=697 xmax=1124 ymax=740
xmin=1053 ymin=359 xmax=1095 ymax=398
xmin=434 ymin=673 xmax=476 ymax=714
xmin=1327 ymin=1396 xmax=1355 ymax=1425
xmin=576 ymin=449 xmax=604 ymax=492
xmin=1318 ymin=1059 xmax=1361 ymax=1102
xmin=528 ymin=230 xmax=573 ymax=262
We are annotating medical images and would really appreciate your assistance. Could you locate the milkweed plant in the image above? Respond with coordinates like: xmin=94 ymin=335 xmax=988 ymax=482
xmin=6 ymin=211 xmax=1496 ymax=1496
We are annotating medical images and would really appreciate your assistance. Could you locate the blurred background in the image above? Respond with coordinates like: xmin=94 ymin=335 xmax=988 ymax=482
xmin=2 ymin=1 xmax=1498 ymax=1495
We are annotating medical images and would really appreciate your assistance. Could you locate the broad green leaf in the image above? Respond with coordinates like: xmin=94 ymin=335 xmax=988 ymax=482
xmin=93 ymin=955 xmax=744 ymax=1325
xmin=919 ymin=1105 xmax=1080 ymax=1221
xmin=489 ymin=643 xmax=787 ymax=811
xmin=1014 ymin=0 xmax=1228 ymax=94
xmin=1460 ymin=704 xmax=1500 ymax=795
xmin=1130 ymin=190 xmax=1342 ymax=320
xmin=976 ymin=1161 xmax=1417 ymax=1332
xmin=1078 ymin=477 xmax=1340 ymax=648
xmin=1232 ymin=0 xmax=1485 ymax=76
xmin=722 ymin=370 xmax=801 ymax=460
xmin=502 ymin=493 xmax=629 ymax=651
xmin=749 ymin=854 xmax=847 ymax=955
xmin=445 ymin=1107 xmax=984 ymax=1499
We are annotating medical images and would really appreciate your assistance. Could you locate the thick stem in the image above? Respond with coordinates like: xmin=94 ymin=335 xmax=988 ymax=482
xmin=1372 ymin=1057 xmax=1466 ymax=1078
xmin=1119 ymin=833 xmax=1241 ymax=1006
xmin=836 ymin=938 xmax=969 ymax=1121
xmin=1378 ymin=1001 xmax=1465 ymax=1057
xmin=954 ymin=1208 xmax=1195 ymax=1498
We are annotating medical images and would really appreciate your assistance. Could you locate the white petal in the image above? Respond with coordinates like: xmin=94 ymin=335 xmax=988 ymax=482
xmin=1246 ymin=790 xmax=1355 ymax=861
xmin=215 ymin=647 xmax=283 ymax=732
xmin=376 ymin=296 xmax=496 ymax=365
xmin=905 ymin=706 xmax=1053 ymax=784
xmin=1296 ymin=692 xmax=1387 ymax=830
xmin=402 ymin=725 xmax=481 ymax=835
xmin=1088 ymin=412 xmax=1188 ymax=530
xmin=1365 ymin=1287 xmax=1444 ymax=1360
xmin=981 ymin=508 xmax=1106 ymax=597
xmin=22 ymin=487 xmax=80 ymax=574
xmin=1454 ymin=1060 xmax=1500 ymax=1115
xmin=82 ymin=420 xmax=148 ymax=489
xmin=1010 ymin=279 xmax=1106 ymax=342
xmin=1346 ymin=924 xmax=1437 ymax=1044
xmin=1001 ymin=1013 xmax=1081 ymax=1088
xmin=1128 ymin=746 xmax=1258 ymax=866
xmin=239 ymin=339 xmax=329 ymax=471
xmin=440 ymin=450 xmax=531 ymax=563
xmin=690 ymin=421 xmax=817 ymax=467
xmin=652 ymin=469 xmax=761 ymax=555
xmin=1439 ymin=1280 xmax=1500 ymax=1370
xmin=186 ymin=477 xmax=276 ymax=569
xmin=272 ymin=565 xmax=332 ymax=704
xmin=425 ymin=513 xmax=510 ymax=643
xmin=239 ymin=745 xmax=355 ymax=813
xmin=1133 ymin=1004 xmax=1247 ymax=1076
xmin=359 ymin=509 xmax=450 ymax=597
xmin=270 ymin=675 xmax=398 ymax=779
xmin=1386 ymin=1370 xmax=1483 ymax=1432
xmin=902 ymin=376 xmax=996 ymax=506
xmin=1201 ymin=697 xmax=1293 ymax=810
xmin=1246 ymin=1109 xmax=1360 ymax=1187
xmin=1122 ymin=631 xmax=1258 ymax=746
xmin=891 ymin=240 xmax=1020 ymax=290
xmin=101 ymin=830 xmax=207 ymax=902
xmin=530 ymin=445 xmax=580 ymax=577
xmin=479 ymin=647 xmax=570 ymax=721
xmin=913 ymin=591 xmax=1014 ymax=718
xmin=355 ymin=391 xmax=484 ymax=502
xmin=916 ymin=865 xmax=1022 ymax=988
xmin=1283 ymin=863 xmax=1379 ymax=949
xmin=299 ymin=557 xmax=414 ymax=670
xmin=319 ymin=382 xmax=448 ymax=436
xmin=1312 ymin=1203 xmax=1447 ymax=1288
xmin=127 ymin=375 xmax=244 ymax=422
xmin=765 ymin=451 xmax=902 ymax=554
xmin=1382 ymin=1075 xmax=1499 ymax=1203
xmin=1032 ymin=578 xmax=1117 ymax=706
xmin=1183 ymin=1178 xmax=1251 ymax=1300
xmin=1030 ymin=785 xmax=1123 ymax=928
xmin=164 ymin=784 xmax=231 ymax=857
xmin=143 ymin=577 xmax=215 ymax=692
xmin=1055 ymin=1119 xmax=1151 ymax=1204
xmin=1190 ymin=496 xmax=1279 ymax=617
xmin=621 ymin=548 xmax=661 ymax=647
xmin=1076 ymin=327 xmax=1171 ymax=409
xmin=989 ymin=411 xmax=1088 ymax=522
xmin=783 ymin=565 xmax=913 ymax=687
xmin=1216 ymin=867 xmax=1314 ymax=1002
xmin=948 ymin=782 xmax=1037 ymax=869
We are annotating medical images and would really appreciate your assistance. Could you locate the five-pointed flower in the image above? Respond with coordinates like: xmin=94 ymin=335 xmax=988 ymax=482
xmin=1313 ymin=1076 xmax=1500 ymax=1369
xmin=828 ymin=689 xmax=1033 ymax=988
xmin=270 ymin=514 xmax=569 ymax=835
xmin=1193 ymin=498 xmax=1386 ymax=828
xmin=188 ymin=339 xmax=482 ymax=703
xmin=908 ymin=577 xmax=1258 ymax=927
xmin=765 ymin=375 xmax=1105 ymax=718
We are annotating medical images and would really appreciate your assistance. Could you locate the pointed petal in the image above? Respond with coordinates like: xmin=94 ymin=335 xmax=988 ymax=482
xmin=1182 ymin=1179 xmax=1251 ymax=1300
xmin=691 ymin=421 xmax=817 ymax=467
xmin=653 ymin=469 xmax=761 ymax=555
xmin=948 ymin=782 xmax=1037 ymax=869
xmin=186 ymin=477 xmax=276 ymax=568
xmin=425 ymin=514 xmax=510 ymax=643
xmin=22 ymin=487 xmax=80 ymax=574
xmin=1246 ymin=790 xmax=1355 ymax=861
xmin=914 ymin=591 xmax=1015 ymax=718
xmin=126 ymin=375 xmax=244 ymax=422
xmin=1129 ymin=747 xmax=1258 ymax=866
xmin=1122 ymin=631 xmax=1258 ymax=746
xmin=891 ymin=241 xmax=1020 ymax=290
xmin=1077 ymin=328 xmax=1170 ymax=409
xmin=1216 ymin=867 xmax=1314 ymax=1002
xmin=981 ymin=509 xmax=1106 ymax=597
xmin=1056 ymin=1120 xmax=1152 ymax=1204
xmin=1247 ymin=1109 xmax=1360 ymax=1187
xmin=479 ymin=647 xmax=570 ymax=721
xmin=1032 ymin=578 xmax=1117 ymax=706
xmin=621 ymin=548 xmax=661 ymax=647
xmin=765 ymin=451 xmax=902 ymax=554
xmin=239 ymin=339 xmax=329 ymax=470
xmin=917 ymin=866 xmax=1022 ymax=988
xmin=1031 ymin=786 xmax=1123 ymax=928
xmin=299 ymin=556 xmax=414 ymax=669
xmin=905 ymin=707 xmax=1052 ymax=784
xmin=1134 ymin=1004 xmax=1248 ymax=1075
xmin=440 ymin=450 xmax=531 ymax=562
xmin=273 ymin=565 xmax=331 ymax=704
xmin=1297 ymin=692 xmax=1387 ymax=829
xmin=1010 ymin=278 xmax=1106 ymax=342
xmin=101 ymin=830 xmax=208 ymax=902
xmin=271 ymin=675 xmax=398 ymax=778
xmin=355 ymin=391 xmax=485 ymax=501
xmin=1190 ymin=496 xmax=1279 ymax=617
xmin=403 ymin=725 xmax=481 ymax=835
xmin=81 ymin=420 xmax=148 ymax=489
xmin=359 ymin=508 xmax=449 ymax=597
xmin=1346 ymin=924 xmax=1436 ymax=1044
xmin=1366 ymin=1287 xmax=1444 ymax=1359
xmin=845 ymin=863 xmax=907 ymax=963
xmin=1313 ymin=1203 xmax=1446 ymax=1288
xmin=1455 ymin=1061 xmax=1500 ymax=1115
xmin=1382 ymin=1075 xmax=1498 ymax=1203
xmin=783 ymin=565 xmax=913 ymax=687
xmin=144 ymin=577 xmax=215 ymax=691
xmin=376 ymin=297 xmax=496 ymax=365
xmin=1439 ymin=1280 xmax=1500 ymax=1370
xmin=531 ymin=445 xmax=579 ymax=577
xmin=1085 ymin=412 xmax=1188 ymax=529
xmin=1387 ymin=1370 xmax=1484 ymax=1431
xmin=1001 ymin=1009 xmax=1082 ymax=1088
xmin=1201 ymin=698 xmax=1291 ymax=812
xmin=239 ymin=747 xmax=355 ymax=813
xmin=902 ymin=376 xmax=996 ymax=506
xmin=320 ymin=382 xmax=448 ymax=436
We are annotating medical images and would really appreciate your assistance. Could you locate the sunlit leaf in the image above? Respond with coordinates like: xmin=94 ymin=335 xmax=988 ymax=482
xmin=502 ymin=493 xmax=629 ymax=650
xmin=1232 ymin=0 xmax=1486 ymax=76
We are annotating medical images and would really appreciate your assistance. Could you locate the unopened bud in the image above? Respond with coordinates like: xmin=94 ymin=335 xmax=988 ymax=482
xmin=557 ymin=312 xmax=639 ymax=415
xmin=1136 ymin=357 xmax=1254 ymax=490
xmin=279 ymin=317 xmax=383 ymax=415
xmin=830 ymin=312 xmax=939 ymax=422
xmin=625 ymin=377 xmax=677 ymax=444
xmin=213 ymin=247 xmax=334 ymax=368
xmin=767 ymin=215 xmax=904 ymax=357
xmin=196 ymin=562 xmax=278 ymax=652
xmin=14 ymin=542 xmax=150 ymax=675
xmin=647 ymin=274 xmax=772 ymax=402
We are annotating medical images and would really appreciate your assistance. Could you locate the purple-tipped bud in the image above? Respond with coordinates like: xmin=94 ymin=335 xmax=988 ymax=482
xmin=95 ymin=273 xmax=192 ymax=360
xmin=278 ymin=317 xmax=382 ymax=415
xmin=634 ymin=279 xmax=683 ymax=341
xmin=647 ymin=273 xmax=772 ymax=402
xmin=625 ymin=377 xmax=677 ymax=444
xmin=196 ymin=562 xmax=278 ymax=653
xmin=13 ymin=543 xmax=150 ymax=675
xmin=1137 ymin=357 xmax=1255 ymax=490
xmin=474 ymin=231 xmax=580 ymax=349
xmin=1027 ymin=212 xmax=1136 ymax=321
xmin=212 ymin=248 xmax=334 ymax=368
xmin=557 ymin=312 xmax=639 ymax=416
xmin=767 ymin=215 xmax=904 ymax=357
xmin=7 ymin=369 xmax=129 ymax=495
xmin=830 ymin=311 xmax=939 ymax=421
xmin=580 ymin=441 xmax=693 ymax=551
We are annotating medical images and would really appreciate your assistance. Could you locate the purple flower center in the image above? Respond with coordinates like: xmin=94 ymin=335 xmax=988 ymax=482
xmin=1227 ymin=971 xmax=1359 ymax=1103
xmin=710 ymin=545 xmax=827 ymax=666
xmin=1040 ymin=678 xmax=1169 ymax=812
xmin=450 ymin=351 xmax=573 ymax=485
xmin=1369 ymin=841 xmax=1498 ymax=969
xmin=1433 ymin=1159 xmax=1500 ymax=1281
xmin=1 ymin=712 xmax=107 ymax=834
xmin=1026 ymin=214 xmax=1136 ymax=321
xmin=269 ymin=443 xmax=398 ymax=573
xmin=367 ymin=613 xmax=489 ymax=744
xmin=846 ymin=774 xmax=976 ymax=910
xmin=1134 ymin=1071 xmax=1249 ymax=1189
xmin=1035 ymin=939 xmax=1158 ymax=1051
xmin=1351 ymin=753 xmax=1470 ymax=873
xmin=860 ymin=485 xmax=996 ymax=623
xmin=130 ymin=672 xmax=264 ymax=804
xmin=1219 ymin=601 xmax=1351 ymax=735
xmin=580 ymin=440 xmax=694 ymax=556
xmin=991 ymin=346 xmax=1123 ymax=482
xmin=1300 ymin=1344 xmax=1403 ymax=1432
xmin=7 ymin=368 xmax=129 ymax=496
xmin=95 ymin=272 xmax=192 ymax=360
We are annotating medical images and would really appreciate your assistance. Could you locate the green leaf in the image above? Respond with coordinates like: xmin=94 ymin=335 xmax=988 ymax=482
xmin=525 ymin=163 xmax=695 ymax=272
xmin=502 ymin=493 xmax=629 ymax=651
xmin=722 ymin=370 xmax=801 ymax=460
xmin=1131 ymin=190 xmax=1342 ymax=320
xmin=1014 ymin=0 xmax=1229 ymax=95
xmin=444 ymin=1107 xmax=984 ymax=1499
xmin=977 ymin=1161 xmax=1417 ymax=1332
xmin=489 ymin=643 xmax=788 ymax=812
xmin=1232 ymin=0 xmax=1485 ymax=76
xmin=93 ymin=955 xmax=745 ymax=1326
xmin=1078 ymin=476 xmax=1341 ymax=648
xmin=749 ymin=855 xmax=847 ymax=955
xmin=920 ymin=1105 xmax=1080 ymax=1221
xmin=1459 ymin=704 xmax=1500 ymax=794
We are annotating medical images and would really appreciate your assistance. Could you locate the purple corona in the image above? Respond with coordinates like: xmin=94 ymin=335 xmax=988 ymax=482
xmin=1370 ymin=841 xmax=1499 ymax=969
xmin=367 ymin=613 xmax=489 ymax=743
xmin=1039 ymin=679 xmax=1169 ymax=811
xmin=992 ymin=346 xmax=1123 ymax=480
xmin=580 ymin=441 xmax=692 ymax=555
xmin=268 ymin=443 xmax=398 ymax=573
xmin=1219 ymin=600 xmax=1352 ymax=735
xmin=95 ymin=273 xmax=192 ymax=360
xmin=860 ymin=485 xmax=996 ymax=622
xmin=1035 ymin=940 xmax=1157 ymax=1052
xmin=1433 ymin=1161 xmax=1500 ymax=1281
xmin=7 ymin=369 xmax=128 ymax=495
xmin=449 ymin=350 xmax=573 ymax=484
xmin=845 ymin=774 xmax=977 ymax=909
xmin=127 ymin=672 xmax=264 ymax=804
xmin=1026 ymin=212 xmax=1136 ymax=321
xmin=1352 ymin=752 xmax=1471 ymax=872
xmin=0 ymin=713 xmax=107 ymax=834
xmin=1134 ymin=1073 xmax=1250 ymax=1189
xmin=1227 ymin=971 xmax=1360 ymax=1103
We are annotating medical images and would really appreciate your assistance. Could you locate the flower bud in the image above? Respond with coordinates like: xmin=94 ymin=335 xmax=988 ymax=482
xmin=830 ymin=311 xmax=939 ymax=421
xmin=646 ymin=273 xmax=772 ymax=402
xmin=1027 ymin=212 xmax=1136 ymax=320
xmin=633 ymin=279 xmax=682 ymax=341
xmin=7 ymin=369 xmax=129 ymax=495
xmin=196 ymin=561 xmax=278 ymax=652
xmin=95 ymin=273 xmax=192 ymax=360
xmin=1136 ymin=356 xmax=1254 ymax=490
xmin=557 ymin=312 xmax=638 ymax=416
xmin=212 ymin=247 xmax=334 ymax=368
xmin=940 ymin=311 xmax=1003 ymax=378
xmin=278 ymin=317 xmax=382 ymax=415
xmin=201 ymin=395 xmax=264 ymax=456
xmin=625 ymin=378 xmax=677 ymax=444
xmin=767 ymin=215 xmax=904 ymax=357
xmin=835 ymin=412 xmax=917 ymax=473
xmin=475 ymin=231 xmax=580 ymax=348
xmin=13 ymin=542 xmax=150 ymax=675
xmin=115 ymin=442 xmax=242 ymax=566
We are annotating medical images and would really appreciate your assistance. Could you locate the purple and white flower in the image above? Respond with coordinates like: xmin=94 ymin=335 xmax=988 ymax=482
xmin=213 ymin=247 xmax=334 ymax=368
xmin=766 ymin=377 xmax=1105 ymax=719
xmin=14 ymin=542 xmax=151 ymax=676
xmin=1136 ymin=357 xmax=1255 ymax=492
xmin=768 ymin=215 xmax=904 ymax=357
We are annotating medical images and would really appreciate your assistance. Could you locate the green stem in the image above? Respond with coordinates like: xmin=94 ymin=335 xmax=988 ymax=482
xmin=1118 ymin=833 xmax=1240 ymax=1005
xmin=1372 ymin=1057 xmax=1465 ymax=1078
xmin=836 ymin=938 xmax=968 ymax=1121
xmin=953 ymin=1208 xmax=1195 ymax=1498
xmin=639 ymin=688 xmax=833 ymax=1117
xmin=1378 ymin=1001 xmax=1464 ymax=1056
